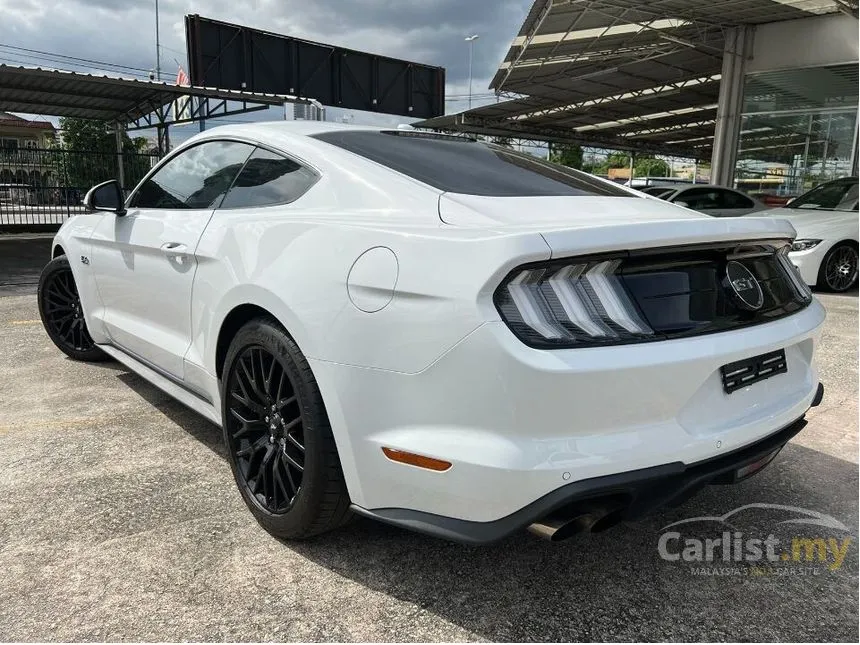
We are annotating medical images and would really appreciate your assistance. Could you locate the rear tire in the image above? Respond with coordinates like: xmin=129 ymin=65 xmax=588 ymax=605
xmin=816 ymin=242 xmax=858 ymax=292
xmin=37 ymin=256 xmax=107 ymax=362
xmin=221 ymin=317 xmax=351 ymax=539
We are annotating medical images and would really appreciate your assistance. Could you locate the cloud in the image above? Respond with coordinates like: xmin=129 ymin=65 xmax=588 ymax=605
xmin=0 ymin=0 xmax=531 ymax=138
xmin=0 ymin=0 xmax=528 ymax=96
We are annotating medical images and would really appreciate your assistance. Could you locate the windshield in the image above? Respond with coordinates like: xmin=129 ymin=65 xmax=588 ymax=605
xmin=787 ymin=179 xmax=858 ymax=212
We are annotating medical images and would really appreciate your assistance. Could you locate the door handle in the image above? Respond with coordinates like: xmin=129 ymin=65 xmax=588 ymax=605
xmin=160 ymin=242 xmax=188 ymax=256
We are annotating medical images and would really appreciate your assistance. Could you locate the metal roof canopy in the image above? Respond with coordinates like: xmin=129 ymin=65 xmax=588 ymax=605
xmin=0 ymin=64 xmax=301 ymax=131
xmin=415 ymin=0 xmax=858 ymax=159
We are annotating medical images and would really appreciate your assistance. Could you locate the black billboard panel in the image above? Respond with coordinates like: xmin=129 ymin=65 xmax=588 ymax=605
xmin=185 ymin=15 xmax=445 ymax=119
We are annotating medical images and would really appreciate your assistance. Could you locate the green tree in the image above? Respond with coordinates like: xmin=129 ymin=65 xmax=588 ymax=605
xmin=549 ymin=143 xmax=583 ymax=169
xmin=60 ymin=117 xmax=147 ymax=153
xmin=58 ymin=118 xmax=151 ymax=189
xmin=634 ymin=157 xmax=671 ymax=177
xmin=606 ymin=151 xmax=631 ymax=168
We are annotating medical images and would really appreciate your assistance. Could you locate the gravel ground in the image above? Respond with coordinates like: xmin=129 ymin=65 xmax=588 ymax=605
xmin=0 ymin=237 xmax=857 ymax=642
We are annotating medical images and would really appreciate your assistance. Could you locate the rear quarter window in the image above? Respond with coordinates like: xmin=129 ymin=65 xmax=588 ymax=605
xmin=312 ymin=130 xmax=629 ymax=198
xmin=219 ymin=147 xmax=319 ymax=209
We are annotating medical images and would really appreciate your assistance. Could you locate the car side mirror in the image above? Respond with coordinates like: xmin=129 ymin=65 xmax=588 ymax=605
xmin=675 ymin=200 xmax=690 ymax=208
xmin=84 ymin=179 xmax=126 ymax=216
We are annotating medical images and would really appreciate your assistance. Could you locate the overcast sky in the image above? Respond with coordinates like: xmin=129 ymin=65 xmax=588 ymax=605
xmin=1 ymin=0 xmax=532 ymax=137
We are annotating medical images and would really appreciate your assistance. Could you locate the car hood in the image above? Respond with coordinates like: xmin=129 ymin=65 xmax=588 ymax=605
xmin=759 ymin=206 xmax=858 ymax=238
xmin=438 ymin=193 xmax=798 ymax=257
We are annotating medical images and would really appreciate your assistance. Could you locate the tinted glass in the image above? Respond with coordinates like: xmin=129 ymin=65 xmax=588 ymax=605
xmin=220 ymin=147 xmax=318 ymax=208
xmin=642 ymin=186 xmax=674 ymax=198
xmin=131 ymin=140 xmax=253 ymax=209
xmin=719 ymin=189 xmax=754 ymax=209
xmin=788 ymin=179 xmax=859 ymax=212
xmin=675 ymin=187 xmax=721 ymax=210
xmin=312 ymin=131 xmax=629 ymax=197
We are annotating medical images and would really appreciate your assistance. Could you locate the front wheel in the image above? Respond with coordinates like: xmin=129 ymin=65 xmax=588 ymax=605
xmin=817 ymin=242 xmax=858 ymax=292
xmin=221 ymin=318 xmax=351 ymax=539
xmin=37 ymin=256 xmax=107 ymax=362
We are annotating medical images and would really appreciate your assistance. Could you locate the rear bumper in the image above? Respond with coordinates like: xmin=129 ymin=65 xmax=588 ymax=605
xmin=313 ymin=299 xmax=825 ymax=525
xmin=352 ymin=403 xmax=818 ymax=544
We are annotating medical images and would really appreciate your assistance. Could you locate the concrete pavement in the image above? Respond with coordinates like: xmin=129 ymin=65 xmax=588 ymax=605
xmin=0 ymin=246 xmax=856 ymax=641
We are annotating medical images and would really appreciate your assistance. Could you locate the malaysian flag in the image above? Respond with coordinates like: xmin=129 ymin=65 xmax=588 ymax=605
xmin=173 ymin=66 xmax=192 ymax=123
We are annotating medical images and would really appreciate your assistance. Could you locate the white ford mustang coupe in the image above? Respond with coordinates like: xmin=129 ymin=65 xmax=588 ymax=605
xmin=39 ymin=122 xmax=825 ymax=543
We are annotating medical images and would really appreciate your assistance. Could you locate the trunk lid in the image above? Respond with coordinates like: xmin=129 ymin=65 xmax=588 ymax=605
xmin=439 ymin=193 xmax=797 ymax=257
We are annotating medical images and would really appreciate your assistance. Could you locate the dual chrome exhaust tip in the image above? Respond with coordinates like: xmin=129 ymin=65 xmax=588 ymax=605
xmin=528 ymin=499 xmax=626 ymax=542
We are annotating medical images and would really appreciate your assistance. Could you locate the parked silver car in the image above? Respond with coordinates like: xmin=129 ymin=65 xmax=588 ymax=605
xmin=643 ymin=184 xmax=768 ymax=217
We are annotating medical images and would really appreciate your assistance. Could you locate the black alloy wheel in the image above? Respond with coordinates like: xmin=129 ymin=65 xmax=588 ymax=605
xmin=37 ymin=256 xmax=107 ymax=361
xmin=221 ymin=318 xmax=351 ymax=539
xmin=226 ymin=345 xmax=305 ymax=514
xmin=819 ymin=243 xmax=858 ymax=292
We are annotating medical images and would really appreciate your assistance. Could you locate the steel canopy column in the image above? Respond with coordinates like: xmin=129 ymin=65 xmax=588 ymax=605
xmin=156 ymin=124 xmax=171 ymax=156
xmin=114 ymin=122 xmax=125 ymax=191
xmin=710 ymin=26 xmax=752 ymax=187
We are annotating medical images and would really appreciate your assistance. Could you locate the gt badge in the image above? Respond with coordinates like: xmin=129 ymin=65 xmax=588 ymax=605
xmin=725 ymin=261 xmax=763 ymax=311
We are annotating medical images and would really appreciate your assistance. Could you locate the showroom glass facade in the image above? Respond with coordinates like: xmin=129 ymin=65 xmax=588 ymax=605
xmin=735 ymin=63 xmax=858 ymax=198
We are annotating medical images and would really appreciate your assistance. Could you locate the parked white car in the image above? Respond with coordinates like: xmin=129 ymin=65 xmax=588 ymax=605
xmin=626 ymin=177 xmax=692 ymax=189
xmin=642 ymin=184 xmax=768 ymax=217
xmin=760 ymin=177 xmax=858 ymax=292
xmin=39 ymin=122 xmax=825 ymax=544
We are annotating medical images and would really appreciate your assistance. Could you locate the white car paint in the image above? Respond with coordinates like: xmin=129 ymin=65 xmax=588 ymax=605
xmin=50 ymin=122 xmax=825 ymax=534
xmin=759 ymin=178 xmax=859 ymax=289
xmin=654 ymin=184 xmax=768 ymax=217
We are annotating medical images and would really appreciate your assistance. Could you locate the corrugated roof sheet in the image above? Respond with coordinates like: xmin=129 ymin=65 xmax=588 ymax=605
xmin=0 ymin=65 xmax=296 ymax=123
xmin=415 ymin=0 xmax=857 ymax=158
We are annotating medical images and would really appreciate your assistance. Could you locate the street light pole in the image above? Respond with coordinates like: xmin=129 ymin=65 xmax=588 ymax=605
xmin=155 ymin=0 xmax=161 ymax=81
xmin=465 ymin=34 xmax=479 ymax=110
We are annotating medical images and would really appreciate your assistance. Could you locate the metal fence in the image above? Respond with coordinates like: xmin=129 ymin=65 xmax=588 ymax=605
xmin=0 ymin=147 xmax=160 ymax=226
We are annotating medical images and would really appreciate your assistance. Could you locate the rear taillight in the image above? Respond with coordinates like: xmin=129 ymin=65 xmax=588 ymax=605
xmin=495 ymin=243 xmax=811 ymax=350
xmin=494 ymin=257 xmax=653 ymax=348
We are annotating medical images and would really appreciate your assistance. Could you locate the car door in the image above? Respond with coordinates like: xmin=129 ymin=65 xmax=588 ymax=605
xmin=89 ymin=139 xmax=254 ymax=379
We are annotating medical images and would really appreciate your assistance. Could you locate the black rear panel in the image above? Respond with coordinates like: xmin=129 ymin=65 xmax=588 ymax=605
xmin=621 ymin=244 xmax=808 ymax=339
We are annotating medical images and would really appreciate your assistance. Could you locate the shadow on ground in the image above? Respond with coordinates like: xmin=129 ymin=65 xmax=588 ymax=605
xmin=116 ymin=371 xmax=226 ymax=458
xmin=0 ymin=236 xmax=52 ymax=296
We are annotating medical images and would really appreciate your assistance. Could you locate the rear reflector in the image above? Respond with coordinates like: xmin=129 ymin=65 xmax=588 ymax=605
xmin=734 ymin=448 xmax=781 ymax=481
xmin=382 ymin=447 xmax=452 ymax=471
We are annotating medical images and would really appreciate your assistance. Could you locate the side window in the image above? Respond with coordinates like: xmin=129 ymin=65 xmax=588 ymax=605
xmin=717 ymin=189 xmax=754 ymax=209
xmin=219 ymin=147 xmax=319 ymax=209
xmin=131 ymin=140 xmax=254 ymax=209
xmin=835 ymin=183 xmax=859 ymax=211
xmin=677 ymin=187 xmax=719 ymax=210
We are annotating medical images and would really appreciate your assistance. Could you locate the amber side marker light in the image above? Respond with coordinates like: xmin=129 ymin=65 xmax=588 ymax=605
xmin=382 ymin=447 xmax=452 ymax=472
